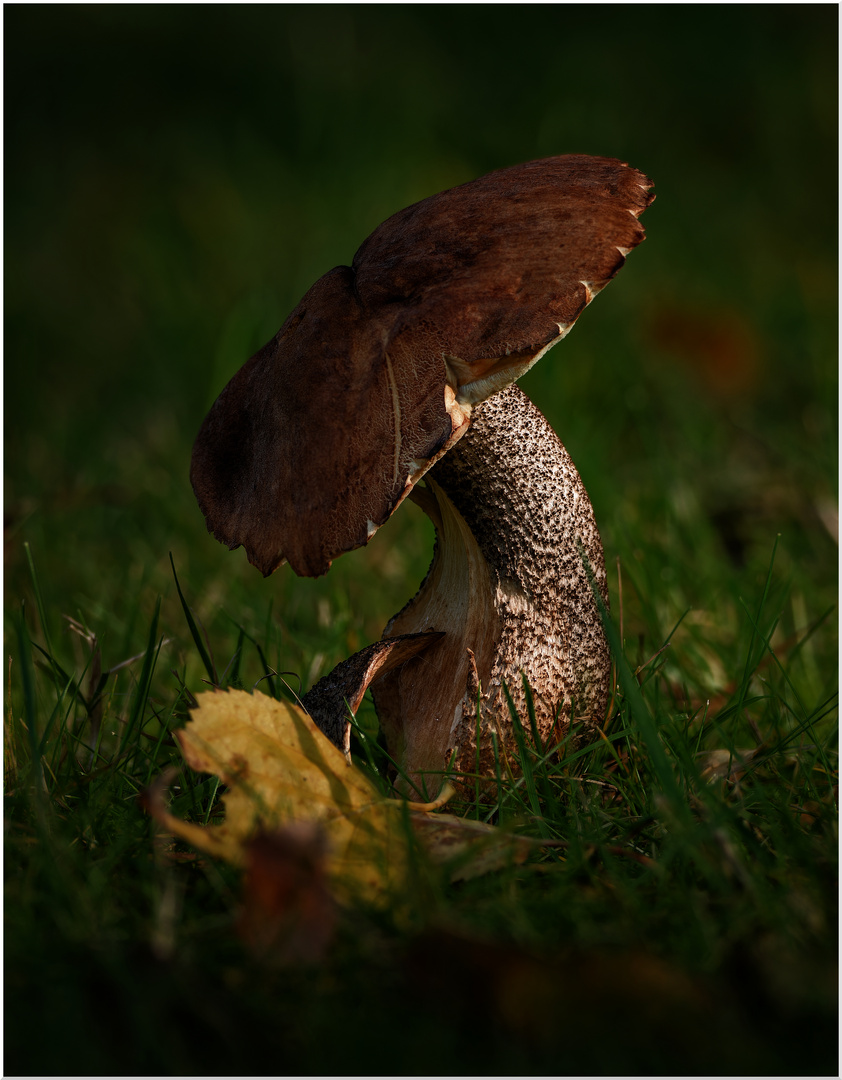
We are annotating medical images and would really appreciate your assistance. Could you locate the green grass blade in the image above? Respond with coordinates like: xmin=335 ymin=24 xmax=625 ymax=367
xmin=31 ymin=644 xmax=91 ymax=712
xmin=504 ymin=682 xmax=550 ymax=837
xmin=24 ymin=542 xmax=54 ymax=663
xmin=224 ymin=615 xmax=282 ymax=699
xmin=596 ymin=593 xmax=682 ymax=807
xmin=169 ymin=553 xmax=217 ymax=685
xmin=15 ymin=605 xmax=40 ymax=774
xmin=735 ymin=537 xmax=779 ymax=719
xmin=224 ymin=628 xmax=246 ymax=688
xmin=120 ymin=596 xmax=163 ymax=755
xmin=578 ymin=540 xmax=682 ymax=804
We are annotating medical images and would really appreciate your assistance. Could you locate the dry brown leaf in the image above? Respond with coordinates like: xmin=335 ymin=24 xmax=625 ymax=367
xmin=697 ymin=747 xmax=759 ymax=782
xmin=409 ymin=812 xmax=535 ymax=882
xmin=237 ymin=824 xmax=337 ymax=965
xmin=405 ymin=929 xmax=710 ymax=1046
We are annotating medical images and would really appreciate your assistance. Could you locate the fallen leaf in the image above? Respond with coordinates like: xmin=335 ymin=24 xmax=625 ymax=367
xmin=153 ymin=688 xmax=409 ymax=905
xmin=697 ymin=747 xmax=759 ymax=782
xmin=406 ymin=928 xmax=710 ymax=1046
xmin=145 ymin=689 xmax=551 ymax=907
xmin=237 ymin=823 xmax=337 ymax=965
xmin=410 ymin=812 xmax=535 ymax=882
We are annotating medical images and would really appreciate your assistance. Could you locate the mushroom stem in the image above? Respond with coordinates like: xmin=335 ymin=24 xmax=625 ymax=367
xmin=371 ymin=383 xmax=610 ymax=798
xmin=189 ymin=155 xmax=654 ymax=798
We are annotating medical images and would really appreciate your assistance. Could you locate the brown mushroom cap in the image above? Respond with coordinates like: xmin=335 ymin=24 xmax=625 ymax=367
xmin=191 ymin=155 xmax=654 ymax=578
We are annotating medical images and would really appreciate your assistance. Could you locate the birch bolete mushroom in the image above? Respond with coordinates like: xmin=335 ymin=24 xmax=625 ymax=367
xmin=192 ymin=154 xmax=654 ymax=797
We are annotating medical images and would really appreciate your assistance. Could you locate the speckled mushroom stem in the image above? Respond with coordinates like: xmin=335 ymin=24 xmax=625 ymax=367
xmin=371 ymin=383 xmax=611 ymax=799
xmin=189 ymin=156 xmax=653 ymax=795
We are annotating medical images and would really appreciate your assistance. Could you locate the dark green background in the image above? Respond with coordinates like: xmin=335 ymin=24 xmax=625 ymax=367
xmin=6 ymin=2 xmax=837 ymax=685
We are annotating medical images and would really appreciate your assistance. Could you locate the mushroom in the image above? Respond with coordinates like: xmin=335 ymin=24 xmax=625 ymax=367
xmin=300 ymin=631 xmax=443 ymax=758
xmin=192 ymin=154 xmax=654 ymax=797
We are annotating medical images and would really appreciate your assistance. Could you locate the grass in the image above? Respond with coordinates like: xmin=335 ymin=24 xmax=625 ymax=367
xmin=4 ymin=6 xmax=837 ymax=1076
xmin=5 ymin=532 xmax=837 ymax=1075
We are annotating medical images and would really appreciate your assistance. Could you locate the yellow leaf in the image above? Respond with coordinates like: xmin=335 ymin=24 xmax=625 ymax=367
xmin=146 ymin=689 xmax=550 ymax=907
xmin=160 ymin=689 xmax=407 ymax=905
